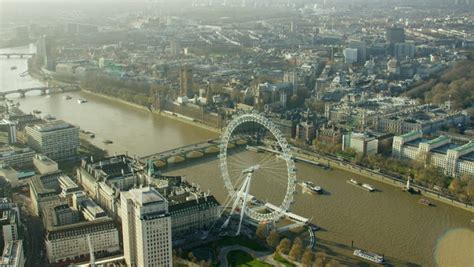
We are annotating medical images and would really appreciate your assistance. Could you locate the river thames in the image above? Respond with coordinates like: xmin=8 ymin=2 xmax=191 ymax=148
xmin=1 ymin=45 xmax=473 ymax=266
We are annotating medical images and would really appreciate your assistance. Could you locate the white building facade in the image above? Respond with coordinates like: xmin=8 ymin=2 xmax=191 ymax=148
xmin=121 ymin=187 xmax=172 ymax=267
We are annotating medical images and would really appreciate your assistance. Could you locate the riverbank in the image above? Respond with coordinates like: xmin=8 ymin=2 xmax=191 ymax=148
xmin=80 ymin=89 xmax=222 ymax=134
xmin=291 ymin=149 xmax=474 ymax=213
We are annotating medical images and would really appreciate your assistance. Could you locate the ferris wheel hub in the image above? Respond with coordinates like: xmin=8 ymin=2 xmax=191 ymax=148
xmin=242 ymin=164 xmax=260 ymax=174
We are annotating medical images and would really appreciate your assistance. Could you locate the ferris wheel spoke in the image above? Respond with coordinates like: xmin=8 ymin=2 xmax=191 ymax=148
xmin=255 ymin=153 xmax=276 ymax=167
xmin=259 ymin=162 xmax=288 ymax=170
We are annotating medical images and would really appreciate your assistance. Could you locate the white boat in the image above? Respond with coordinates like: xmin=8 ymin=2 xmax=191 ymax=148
xmin=302 ymin=181 xmax=323 ymax=194
xmin=353 ymin=249 xmax=384 ymax=264
xmin=349 ymin=179 xmax=359 ymax=185
xmin=77 ymin=98 xmax=87 ymax=104
xmin=362 ymin=183 xmax=375 ymax=192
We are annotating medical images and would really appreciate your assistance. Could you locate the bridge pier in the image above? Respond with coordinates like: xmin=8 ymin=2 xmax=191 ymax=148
xmin=6 ymin=55 xmax=10 ymax=59
xmin=40 ymin=89 xmax=46 ymax=95
xmin=19 ymin=92 xmax=25 ymax=98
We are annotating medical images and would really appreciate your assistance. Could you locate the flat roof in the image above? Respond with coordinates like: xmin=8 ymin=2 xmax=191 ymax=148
xmin=405 ymin=138 xmax=428 ymax=147
xmin=452 ymin=141 xmax=474 ymax=153
xmin=431 ymin=143 xmax=458 ymax=154
xmin=59 ymin=175 xmax=78 ymax=189
xmin=460 ymin=151 xmax=474 ymax=161
xmin=129 ymin=187 xmax=164 ymax=206
xmin=30 ymin=120 xmax=76 ymax=132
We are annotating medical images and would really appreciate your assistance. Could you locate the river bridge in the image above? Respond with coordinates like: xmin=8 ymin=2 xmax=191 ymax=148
xmin=140 ymin=137 xmax=251 ymax=168
xmin=0 ymin=86 xmax=80 ymax=99
xmin=0 ymin=53 xmax=35 ymax=58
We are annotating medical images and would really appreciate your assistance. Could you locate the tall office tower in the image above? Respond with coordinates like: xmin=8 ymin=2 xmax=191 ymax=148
xmin=348 ymin=39 xmax=367 ymax=63
xmin=386 ymin=27 xmax=405 ymax=44
xmin=36 ymin=35 xmax=56 ymax=71
xmin=343 ymin=48 xmax=358 ymax=64
xmin=170 ymin=39 xmax=181 ymax=57
xmin=290 ymin=20 xmax=296 ymax=33
xmin=0 ymin=121 xmax=17 ymax=144
xmin=121 ymin=187 xmax=172 ymax=267
xmin=394 ymin=43 xmax=416 ymax=60
xmin=180 ymin=66 xmax=193 ymax=96
xmin=284 ymin=71 xmax=298 ymax=96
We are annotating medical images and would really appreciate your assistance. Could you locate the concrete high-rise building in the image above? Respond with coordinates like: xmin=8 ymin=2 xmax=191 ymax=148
xmin=343 ymin=48 xmax=358 ymax=64
xmin=394 ymin=43 xmax=416 ymax=60
xmin=170 ymin=39 xmax=181 ymax=57
xmin=36 ymin=35 xmax=56 ymax=71
xmin=386 ymin=27 xmax=405 ymax=44
xmin=121 ymin=187 xmax=172 ymax=267
xmin=0 ymin=121 xmax=17 ymax=144
xmin=284 ymin=71 xmax=298 ymax=96
xmin=25 ymin=120 xmax=79 ymax=161
xmin=348 ymin=39 xmax=367 ymax=63
xmin=180 ymin=66 xmax=193 ymax=97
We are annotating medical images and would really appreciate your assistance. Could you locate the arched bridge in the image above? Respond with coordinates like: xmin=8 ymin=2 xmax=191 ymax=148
xmin=0 ymin=86 xmax=80 ymax=99
xmin=0 ymin=53 xmax=35 ymax=59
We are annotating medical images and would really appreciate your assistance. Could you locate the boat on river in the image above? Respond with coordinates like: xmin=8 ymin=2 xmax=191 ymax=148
xmin=353 ymin=249 xmax=384 ymax=264
xmin=418 ymin=199 xmax=431 ymax=206
xmin=78 ymin=98 xmax=87 ymax=104
xmin=103 ymin=139 xmax=113 ymax=144
xmin=362 ymin=183 xmax=375 ymax=192
xmin=302 ymin=181 xmax=323 ymax=194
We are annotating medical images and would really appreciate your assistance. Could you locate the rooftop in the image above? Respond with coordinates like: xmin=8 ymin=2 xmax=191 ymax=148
xmin=34 ymin=154 xmax=57 ymax=166
xmin=28 ymin=120 xmax=76 ymax=132
xmin=400 ymin=130 xmax=422 ymax=139
xmin=452 ymin=141 xmax=474 ymax=153
xmin=425 ymin=135 xmax=450 ymax=145
xmin=129 ymin=187 xmax=165 ymax=206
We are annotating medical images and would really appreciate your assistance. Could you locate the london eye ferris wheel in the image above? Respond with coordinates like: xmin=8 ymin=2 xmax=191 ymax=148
xmin=219 ymin=112 xmax=297 ymax=231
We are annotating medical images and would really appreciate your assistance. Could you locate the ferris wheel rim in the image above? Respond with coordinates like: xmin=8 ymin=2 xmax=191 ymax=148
xmin=219 ymin=112 xmax=296 ymax=222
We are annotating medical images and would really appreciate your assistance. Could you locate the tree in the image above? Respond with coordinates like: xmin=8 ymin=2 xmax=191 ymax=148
xmin=277 ymin=238 xmax=292 ymax=254
xmin=293 ymin=236 xmax=303 ymax=247
xmin=314 ymin=252 xmax=326 ymax=266
xmin=187 ymin=251 xmax=196 ymax=262
xmin=288 ymin=243 xmax=303 ymax=261
xmin=266 ymin=229 xmax=280 ymax=248
xmin=324 ymin=259 xmax=339 ymax=267
xmin=301 ymin=249 xmax=314 ymax=266
xmin=256 ymin=223 xmax=267 ymax=240
xmin=448 ymin=178 xmax=461 ymax=194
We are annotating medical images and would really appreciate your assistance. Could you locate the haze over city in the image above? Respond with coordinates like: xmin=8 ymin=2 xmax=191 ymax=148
xmin=0 ymin=0 xmax=472 ymax=266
